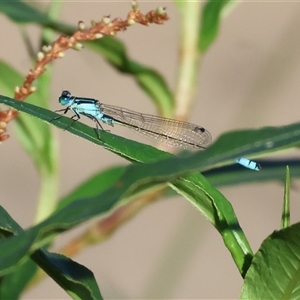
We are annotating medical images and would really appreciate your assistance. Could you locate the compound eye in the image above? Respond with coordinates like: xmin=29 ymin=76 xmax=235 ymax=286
xmin=62 ymin=90 xmax=71 ymax=97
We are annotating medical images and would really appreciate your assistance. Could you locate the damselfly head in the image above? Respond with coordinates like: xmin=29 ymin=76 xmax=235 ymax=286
xmin=59 ymin=90 xmax=72 ymax=106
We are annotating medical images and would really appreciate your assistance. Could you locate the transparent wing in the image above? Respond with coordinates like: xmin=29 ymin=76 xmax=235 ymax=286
xmin=100 ymin=103 xmax=212 ymax=150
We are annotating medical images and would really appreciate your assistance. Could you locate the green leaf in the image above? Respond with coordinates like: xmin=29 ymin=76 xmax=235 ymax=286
xmin=171 ymin=172 xmax=253 ymax=275
xmin=0 ymin=230 xmax=35 ymax=276
xmin=0 ymin=258 xmax=38 ymax=299
xmin=31 ymin=249 xmax=102 ymax=300
xmin=0 ymin=0 xmax=52 ymax=24
xmin=199 ymin=0 xmax=233 ymax=52
xmin=0 ymin=206 xmax=102 ymax=299
xmin=56 ymin=165 xmax=125 ymax=211
xmin=241 ymin=223 xmax=300 ymax=299
xmin=0 ymin=206 xmax=38 ymax=298
xmin=203 ymin=159 xmax=300 ymax=187
xmin=2 ymin=94 xmax=300 ymax=169
xmin=0 ymin=205 xmax=23 ymax=237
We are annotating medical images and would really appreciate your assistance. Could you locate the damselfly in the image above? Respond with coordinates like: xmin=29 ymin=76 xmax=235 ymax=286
xmin=54 ymin=90 xmax=260 ymax=171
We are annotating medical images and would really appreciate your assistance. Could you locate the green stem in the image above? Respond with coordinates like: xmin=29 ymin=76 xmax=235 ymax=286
xmin=281 ymin=166 xmax=290 ymax=229
xmin=34 ymin=1 xmax=62 ymax=224
xmin=174 ymin=1 xmax=202 ymax=120
xmin=35 ymin=166 xmax=59 ymax=224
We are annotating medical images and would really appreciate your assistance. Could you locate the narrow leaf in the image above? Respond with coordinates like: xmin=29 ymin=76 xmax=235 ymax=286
xmin=199 ymin=0 xmax=232 ymax=52
xmin=171 ymin=173 xmax=253 ymax=275
xmin=31 ymin=249 xmax=102 ymax=300
xmin=203 ymin=159 xmax=300 ymax=187
xmin=2 ymin=95 xmax=300 ymax=171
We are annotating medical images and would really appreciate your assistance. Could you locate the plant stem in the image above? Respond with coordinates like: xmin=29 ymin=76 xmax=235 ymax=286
xmin=174 ymin=1 xmax=202 ymax=121
xmin=35 ymin=167 xmax=59 ymax=223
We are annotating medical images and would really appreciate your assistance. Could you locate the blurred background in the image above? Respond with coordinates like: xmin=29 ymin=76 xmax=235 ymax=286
xmin=1 ymin=1 xmax=300 ymax=298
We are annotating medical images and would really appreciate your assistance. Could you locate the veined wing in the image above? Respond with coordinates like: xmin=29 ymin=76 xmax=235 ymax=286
xmin=99 ymin=103 xmax=212 ymax=150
